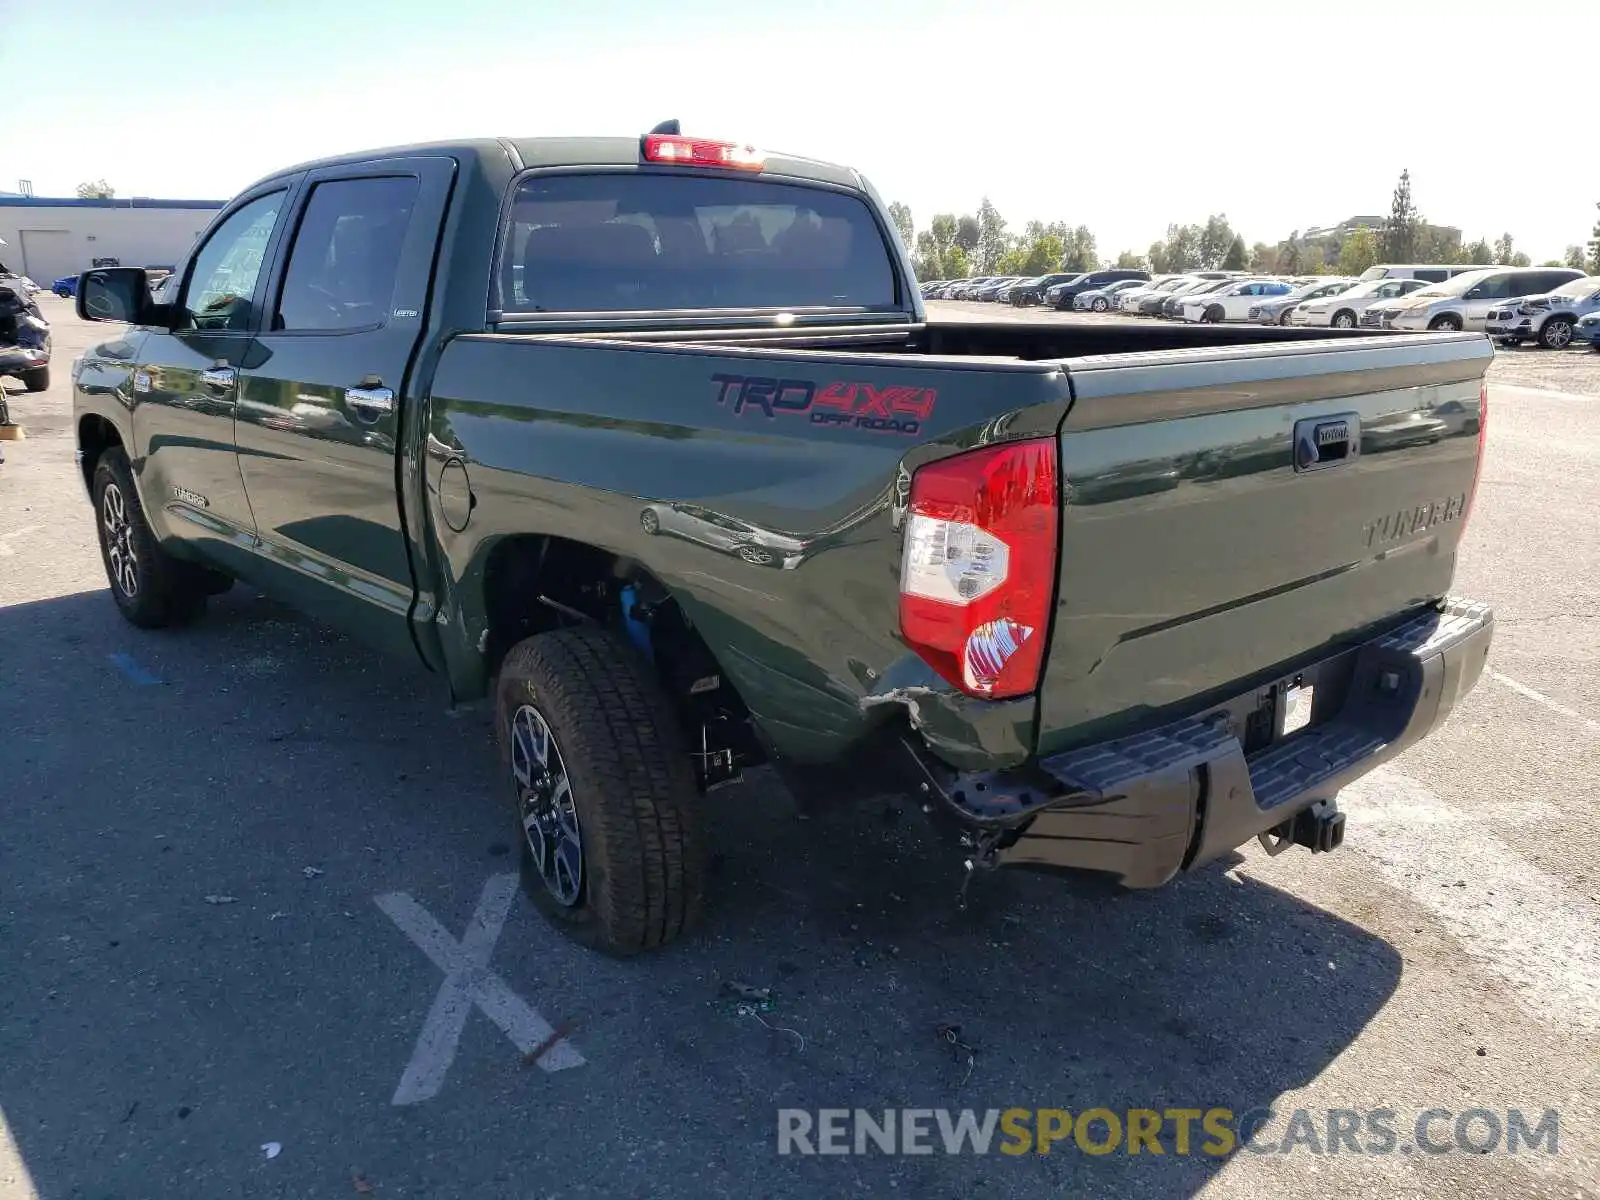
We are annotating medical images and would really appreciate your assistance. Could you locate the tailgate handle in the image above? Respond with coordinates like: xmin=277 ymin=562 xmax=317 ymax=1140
xmin=1294 ymin=413 xmax=1360 ymax=473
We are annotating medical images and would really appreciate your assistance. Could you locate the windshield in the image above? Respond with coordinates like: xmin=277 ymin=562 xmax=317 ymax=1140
xmin=1551 ymin=275 xmax=1600 ymax=299
xmin=1292 ymin=280 xmax=1351 ymax=300
xmin=497 ymin=172 xmax=898 ymax=313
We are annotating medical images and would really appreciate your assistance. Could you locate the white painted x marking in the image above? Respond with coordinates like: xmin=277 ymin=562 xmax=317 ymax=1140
xmin=375 ymin=873 xmax=584 ymax=1106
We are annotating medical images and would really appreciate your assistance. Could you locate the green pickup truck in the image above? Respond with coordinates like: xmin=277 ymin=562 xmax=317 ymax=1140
xmin=71 ymin=124 xmax=1494 ymax=955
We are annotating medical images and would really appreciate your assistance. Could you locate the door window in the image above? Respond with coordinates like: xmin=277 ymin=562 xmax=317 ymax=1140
xmin=275 ymin=176 xmax=420 ymax=331
xmin=181 ymin=191 xmax=286 ymax=331
xmin=1465 ymin=275 xmax=1513 ymax=301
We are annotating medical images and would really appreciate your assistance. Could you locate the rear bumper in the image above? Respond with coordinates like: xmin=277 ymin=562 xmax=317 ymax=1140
xmin=0 ymin=347 xmax=49 ymax=374
xmin=902 ymin=597 xmax=1493 ymax=887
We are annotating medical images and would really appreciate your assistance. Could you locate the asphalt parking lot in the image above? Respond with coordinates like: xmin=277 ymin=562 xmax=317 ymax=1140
xmin=2 ymin=295 xmax=1598 ymax=1199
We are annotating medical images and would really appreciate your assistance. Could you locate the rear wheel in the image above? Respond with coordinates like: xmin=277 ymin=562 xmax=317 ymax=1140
xmin=92 ymin=448 xmax=215 ymax=628
xmin=495 ymin=627 xmax=704 ymax=955
xmin=1428 ymin=314 xmax=1463 ymax=332
xmin=1091 ymin=296 xmax=1109 ymax=312
xmin=22 ymin=366 xmax=49 ymax=392
xmin=1202 ymin=304 xmax=1224 ymax=324
xmin=1332 ymin=310 xmax=1357 ymax=329
xmin=1539 ymin=317 xmax=1573 ymax=350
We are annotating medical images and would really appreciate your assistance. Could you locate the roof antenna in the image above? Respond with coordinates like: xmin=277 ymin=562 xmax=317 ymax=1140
xmin=648 ymin=119 xmax=681 ymax=136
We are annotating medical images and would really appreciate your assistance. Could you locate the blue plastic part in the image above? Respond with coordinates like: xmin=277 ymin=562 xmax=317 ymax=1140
xmin=619 ymin=585 xmax=653 ymax=659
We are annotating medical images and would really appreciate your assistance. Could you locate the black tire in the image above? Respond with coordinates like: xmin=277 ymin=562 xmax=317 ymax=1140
xmin=1203 ymin=304 xmax=1224 ymax=324
xmin=1428 ymin=314 xmax=1463 ymax=332
xmin=22 ymin=366 xmax=48 ymax=392
xmin=1091 ymin=297 xmax=1109 ymax=312
xmin=639 ymin=507 xmax=660 ymax=535
xmin=91 ymin=448 xmax=211 ymax=628
xmin=1278 ymin=309 xmax=1296 ymax=326
xmin=1332 ymin=310 xmax=1357 ymax=329
xmin=495 ymin=626 xmax=704 ymax=955
xmin=1538 ymin=317 xmax=1574 ymax=350
xmin=1497 ymin=337 xmax=1522 ymax=347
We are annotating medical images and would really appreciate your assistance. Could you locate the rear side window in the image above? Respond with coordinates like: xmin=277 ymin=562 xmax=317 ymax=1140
xmin=497 ymin=172 xmax=899 ymax=314
xmin=1412 ymin=269 xmax=1448 ymax=282
xmin=275 ymin=176 xmax=419 ymax=331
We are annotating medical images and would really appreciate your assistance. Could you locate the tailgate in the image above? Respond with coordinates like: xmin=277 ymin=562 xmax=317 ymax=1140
xmin=1035 ymin=332 xmax=1491 ymax=756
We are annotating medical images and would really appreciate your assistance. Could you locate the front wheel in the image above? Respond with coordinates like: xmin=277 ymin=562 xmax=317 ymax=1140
xmin=1539 ymin=317 xmax=1573 ymax=350
xmin=1332 ymin=310 xmax=1357 ymax=329
xmin=22 ymin=365 xmax=49 ymax=392
xmin=92 ymin=448 xmax=213 ymax=628
xmin=1091 ymin=297 xmax=1109 ymax=312
xmin=495 ymin=627 xmax=704 ymax=955
xmin=1428 ymin=314 xmax=1463 ymax=332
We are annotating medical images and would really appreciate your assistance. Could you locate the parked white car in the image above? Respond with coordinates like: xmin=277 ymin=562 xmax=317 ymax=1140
xmin=1291 ymin=277 xmax=1429 ymax=328
xmin=1178 ymin=278 xmax=1296 ymax=323
xmin=1114 ymin=275 xmax=1190 ymax=312
xmin=1385 ymin=267 xmax=1586 ymax=334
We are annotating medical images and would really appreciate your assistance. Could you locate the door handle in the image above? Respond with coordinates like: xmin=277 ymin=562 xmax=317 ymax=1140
xmin=200 ymin=365 xmax=236 ymax=390
xmin=346 ymin=385 xmax=395 ymax=417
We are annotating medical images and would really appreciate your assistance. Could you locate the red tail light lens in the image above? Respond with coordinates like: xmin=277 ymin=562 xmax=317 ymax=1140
xmin=898 ymin=438 xmax=1060 ymax=699
xmin=642 ymin=134 xmax=765 ymax=171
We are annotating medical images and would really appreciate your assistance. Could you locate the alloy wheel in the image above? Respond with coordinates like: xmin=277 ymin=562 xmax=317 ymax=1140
xmin=510 ymin=703 xmax=584 ymax=908
xmin=101 ymin=482 xmax=139 ymax=598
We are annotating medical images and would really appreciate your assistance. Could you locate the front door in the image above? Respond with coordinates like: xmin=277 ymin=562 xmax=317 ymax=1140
xmin=133 ymin=187 xmax=292 ymax=572
xmin=232 ymin=158 xmax=454 ymax=658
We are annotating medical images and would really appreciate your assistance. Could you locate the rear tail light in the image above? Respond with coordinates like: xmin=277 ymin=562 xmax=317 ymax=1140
xmin=898 ymin=438 xmax=1059 ymax=699
xmin=642 ymin=134 xmax=765 ymax=171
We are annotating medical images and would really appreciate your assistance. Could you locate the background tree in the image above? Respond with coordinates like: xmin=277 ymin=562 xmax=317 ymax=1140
xmin=1565 ymin=245 xmax=1586 ymax=270
xmin=1113 ymin=249 xmax=1145 ymax=269
xmin=76 ymin=179 xmax=115 ymax=199
xmin=1198 ymin=214 xmax=1235 ymax=269
xmin=1588 ymin=202 xmax=1600 ymax=274
xmin=1382 ymin=169 xmax=1420 ymax=263
xmin=954 ymin=215 xmax=981 ymax=254
xmin=885 ymin=202 xmax=914 ymax=250
xmin=1249 ymin=242 xmax=1274 ymax=273
xmin=1337 ymin=226 xmax=1381 ymax=276
xmin=1060 ymin=225 xmax=1098 ymax=272
xmin=1464 ymin=238 xmax=1494 ymax=265
xmin=1222 ymin=235 xmax=1248 ymax=270
xmin=1493 ymin=233 xmax=1517 ymax=266
xmin=975 ymin=198 xmax=1009 ymax=273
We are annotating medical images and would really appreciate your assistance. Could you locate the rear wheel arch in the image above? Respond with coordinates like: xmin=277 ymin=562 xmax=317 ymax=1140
xmin=475 ymin=533 xmax=761 ymax=764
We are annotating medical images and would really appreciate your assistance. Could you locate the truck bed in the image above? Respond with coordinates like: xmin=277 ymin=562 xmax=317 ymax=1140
xmin=428 ymin=320 xmax=1490 ymax=771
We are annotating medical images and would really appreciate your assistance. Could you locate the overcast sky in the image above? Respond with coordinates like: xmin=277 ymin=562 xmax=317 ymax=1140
xmin=2 ymin=0 xmax=1593 ymax=262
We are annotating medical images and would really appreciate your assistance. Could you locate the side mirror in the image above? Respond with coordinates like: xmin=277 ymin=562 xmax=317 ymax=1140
xmin=77 ymin=267 xmax=158 ymax=324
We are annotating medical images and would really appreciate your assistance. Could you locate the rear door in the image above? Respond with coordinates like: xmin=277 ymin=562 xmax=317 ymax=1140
xmin=232 ymin=157 xmax=455 ymax=657
xmin=1035 ymin=334 xmax=1491 ymax=755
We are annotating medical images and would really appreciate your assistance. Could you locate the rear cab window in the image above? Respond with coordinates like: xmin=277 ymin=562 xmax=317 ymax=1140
xmin=495 ymin=172 xmax=901 ymax=316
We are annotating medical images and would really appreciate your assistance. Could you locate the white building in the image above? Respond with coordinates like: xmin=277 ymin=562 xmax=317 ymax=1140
xmin=0 ymin=196 xmax=225 ymax=285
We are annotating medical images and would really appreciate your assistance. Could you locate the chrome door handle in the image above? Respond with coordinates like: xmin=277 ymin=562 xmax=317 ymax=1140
xmin=200 ymin=366 xmax=236 ymax=389
xmin=345 ymin=385 xmax=394 ymax=416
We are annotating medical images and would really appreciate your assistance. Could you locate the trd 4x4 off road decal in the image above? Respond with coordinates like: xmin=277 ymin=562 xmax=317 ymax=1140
xmin=711 ymin=374 xmax=937 ymax=437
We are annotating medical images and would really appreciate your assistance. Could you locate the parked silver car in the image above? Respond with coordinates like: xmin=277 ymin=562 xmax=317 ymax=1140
xmin=1249 ymin=277 xmax=1358 ymax=325
xmin=1483 ymin=275 xmax=1600 ymax=348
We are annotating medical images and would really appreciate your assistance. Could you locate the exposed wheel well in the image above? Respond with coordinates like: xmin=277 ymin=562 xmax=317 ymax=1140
xmin=481 ymin=534 xmax=764 ymax=788
xmin=77 ymin=415 xmax=123 ymax=492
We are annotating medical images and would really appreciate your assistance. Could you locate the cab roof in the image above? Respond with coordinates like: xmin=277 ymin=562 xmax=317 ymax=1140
xmin=251 ymin=136 xmax=867 ymax=193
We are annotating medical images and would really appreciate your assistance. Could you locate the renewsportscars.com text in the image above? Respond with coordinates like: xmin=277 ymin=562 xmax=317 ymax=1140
xmin=776 ymin=1107 xmax=1560 ymax=1157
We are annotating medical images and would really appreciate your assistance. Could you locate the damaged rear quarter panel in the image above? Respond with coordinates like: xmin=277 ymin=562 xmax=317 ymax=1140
xmin=420 ymin=333 xmax=1073 ymax=768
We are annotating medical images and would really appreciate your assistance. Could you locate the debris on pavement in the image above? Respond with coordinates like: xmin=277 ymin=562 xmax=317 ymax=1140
xmin=203 ymin=895 xmax=238 ymax=905
xmin=720 ymin=980 xmax=771 ymax=1003
xmin=261 ymin=1141 xmax=282 ymax=1160
xmin=936 ymin=1022 xmax=977 ymax=1088
xmin=718 ymin=980 xmax=803 ymax=1051
xmin=351 ymin=1167 xmax=375 ymax=1193
xmin=521 ymin=1019 xmax=579 ymax=1069
xmin=302 ymin=866 xmax=325 ymax=879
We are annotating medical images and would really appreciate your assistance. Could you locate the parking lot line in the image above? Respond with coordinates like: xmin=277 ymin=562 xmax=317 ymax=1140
xmin=1485 ymin=668 xmax=1599 ymax=734
xmin=376 ymin=873 xmax=585 ymax=1106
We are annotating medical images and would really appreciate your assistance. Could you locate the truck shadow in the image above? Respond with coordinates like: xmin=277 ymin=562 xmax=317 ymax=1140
xmin=0 ymin=587 xmax=1401 ymax=1199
